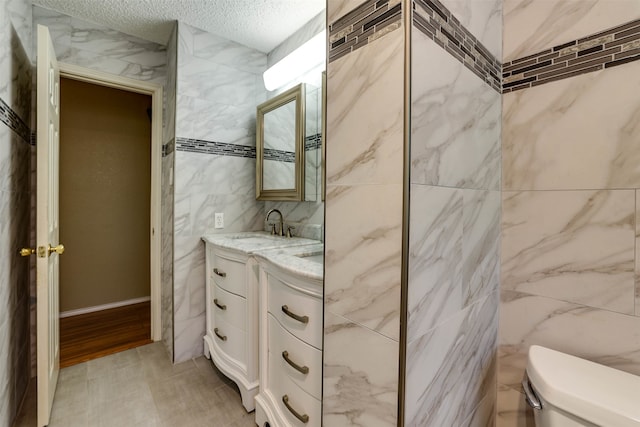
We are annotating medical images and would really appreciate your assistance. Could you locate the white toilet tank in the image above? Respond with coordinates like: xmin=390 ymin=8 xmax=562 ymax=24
xmin=523 ymin=345 xmax=640 ymax=427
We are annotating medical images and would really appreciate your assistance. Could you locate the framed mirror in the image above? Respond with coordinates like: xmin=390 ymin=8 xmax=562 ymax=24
xmin=256 ymin=84 xmax=305 ymax=201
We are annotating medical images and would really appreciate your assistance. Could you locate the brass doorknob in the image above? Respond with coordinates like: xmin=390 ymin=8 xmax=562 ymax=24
xmin=20 ymin=248 xmax=35 ymax=257
xmin=48 ymin=244 xmax=65 ymax=255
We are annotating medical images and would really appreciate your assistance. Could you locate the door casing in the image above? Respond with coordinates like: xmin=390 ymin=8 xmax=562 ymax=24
xmin=58 ymin=62 xmax=163 ymax=341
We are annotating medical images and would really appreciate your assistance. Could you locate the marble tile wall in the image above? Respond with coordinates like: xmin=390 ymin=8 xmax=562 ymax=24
xmin=407 ymin=0 xmax=502 ymax=424
xmin=498 ymin=1 xmax=640 ymax=424
xmin=323 ymin=1 xmax=404 ymax=425
xmin=161 ymin=24 xmax=177 ymax=362
xmin=32 ymin=6 xmax=167 ymax=86
xmin=502 ymin=17 xmax=640 ymax=93
xmin=173 ymin=22 xmax=266 ymax=362
xmin=0 ymin=0 xmax=33 ymax=425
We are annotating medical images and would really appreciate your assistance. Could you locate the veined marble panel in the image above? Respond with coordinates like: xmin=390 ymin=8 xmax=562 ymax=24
xmin=185 ymin=193 xmax=263 ymax=237
xmin=173 ymin=235 xmax=206 ymax=321
xmin=164 ymin=25 xmax=177 ymax=147
xmin=463 ymin=189 xmax=500 ymax=307
xmin=0 ymin=25 xmax=32 ymax=125
xmin=173 ymin=315 xmax=205 ymax=363
xmin=323 ymin=311 xmax=398 ymax=427
xmin=70 ymin=17 xmax=166 ymax=66
xmin=58 ymin=47 xmax=166 ymax=83
xmin=173 ymin=151 xmax=255 ymax=197
xmin=503 ymin=0 xmax=640 ymax=62
xmin=325 ymin=184 xmax=402 ymax=340
xmin=326 ymin=28 xmax=404 ymax=186
xmin=412 ymin=31 xmax=501 ymax=190
xmin=503 ymin=62 xmax=640 ymax=191
xmin=7 ymin=0 xmax=32 ymax=60
xmin=499 ymin=290 xmax=640 ymax=392
xmin=177 ymin=54 xmax=257 ymax=107
xmin=32 ymin=6 xmax=71 ymax=50
xmin=439 ymin=0 xmax=502 ymax=60
xmin=187 ymin=24 xmax=266 ymax=75
xmin=406 ymin=292 xmax=498 ymax=427
xmin=175 ymin=95 xmax=254 ymax=146
xmin=502 ymin=190 xmax=635 ymax=314
xmin=33 ymin=7 xmax=168 ymax=90
xmin=408 ymin=185 xmax=463 ymax=340
xmin=0 ymin=125 xmax=30 ymax=193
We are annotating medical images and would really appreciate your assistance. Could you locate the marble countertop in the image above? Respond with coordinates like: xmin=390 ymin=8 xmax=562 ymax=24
xmin=253 ymin=243 xmax=324 ymax=281
xmin=201 ymin=231 xmax=320 ymax=255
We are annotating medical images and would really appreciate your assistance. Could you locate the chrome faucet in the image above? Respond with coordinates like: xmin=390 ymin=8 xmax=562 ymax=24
xmin=265 ymin=208 xmax=284 ymax=236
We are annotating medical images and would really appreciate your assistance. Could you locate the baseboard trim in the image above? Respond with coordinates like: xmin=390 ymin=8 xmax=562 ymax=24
xmin=60 ymin=296 xmax=151 ymax=318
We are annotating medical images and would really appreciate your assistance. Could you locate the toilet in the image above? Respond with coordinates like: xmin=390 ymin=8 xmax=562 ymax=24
xmin=523 ymin=345 xmax=640 ymax=426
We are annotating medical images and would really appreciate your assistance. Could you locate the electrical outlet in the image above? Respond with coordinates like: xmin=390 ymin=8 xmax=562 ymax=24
xmin=214 ymin=213 xmax=224 ymax=229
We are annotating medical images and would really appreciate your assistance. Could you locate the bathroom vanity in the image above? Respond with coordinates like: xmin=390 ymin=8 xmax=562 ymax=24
xmin=201 ymin=232 xmax=320 ymax=412
xmin=254 ymin=244 xmax=324 ymax=427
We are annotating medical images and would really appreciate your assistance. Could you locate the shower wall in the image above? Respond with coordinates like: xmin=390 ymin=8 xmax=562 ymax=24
xmin=407 ymin=0 xmax=502 ymax=425
xmin=498 ymin=1 xmax=640 ymax=424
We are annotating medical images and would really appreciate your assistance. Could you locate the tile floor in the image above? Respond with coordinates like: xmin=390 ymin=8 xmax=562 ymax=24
xmin=14 ymin=342 xmax=257 ymax=427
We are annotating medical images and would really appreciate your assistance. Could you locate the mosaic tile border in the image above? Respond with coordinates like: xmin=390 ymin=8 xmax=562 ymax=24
xmin=176 ymin=137 xmax=256 ymax=158
xmin=264 ymin=148 xmax=295 ymax=163
xmin=175 ymin=134 xmax=323 ymax=159
xmin=0 ymin=97 xmax=31 ymax=144
xmin=503 ymin=18 xmax=640 ymax=93
xmin=305 ymin=133 xmax=322 ymax=151
xmin=413 ymin=0 xmax=502 ymax=93
xmin=162 ymin=139 xmax=175 ymax=157
xmin=328 ymin=0 xmax=403 ymax=63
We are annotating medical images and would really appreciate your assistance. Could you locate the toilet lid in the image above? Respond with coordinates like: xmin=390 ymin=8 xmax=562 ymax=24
xmin=527 ymin=345 xmax=640 ymax=427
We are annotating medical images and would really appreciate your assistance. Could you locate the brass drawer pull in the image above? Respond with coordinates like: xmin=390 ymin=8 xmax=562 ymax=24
xmin=214 ymin=328 xmax=227 ymax=341
xmin=282 ymin=351 xmax=309 ymax=374
xmin=214 ymin=299 xmax=226 ymax=310
xmin=213 ymin=268 xmax=227 ymax=277
xmin=281 ymin=305 xmax=309 ymax=324
xmin=282 ymin=395 xmax=309 ymax=423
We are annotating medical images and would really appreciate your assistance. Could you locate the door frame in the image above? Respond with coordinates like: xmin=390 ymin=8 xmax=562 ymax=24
xmin=58 ymin=62 xmax=163 ymax=341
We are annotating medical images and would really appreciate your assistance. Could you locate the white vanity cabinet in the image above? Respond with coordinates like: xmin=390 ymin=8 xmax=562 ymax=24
xmin=202 ymin=233 xmax=321 ymax=414
xmin=254 ymin=246 xmax=324 ymax=427
xmin=203 ymin=243 xmax=259 ymax=412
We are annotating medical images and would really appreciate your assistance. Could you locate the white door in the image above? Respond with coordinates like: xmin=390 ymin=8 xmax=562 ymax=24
xmin=36 ymin=24 xmax=63 ymax=427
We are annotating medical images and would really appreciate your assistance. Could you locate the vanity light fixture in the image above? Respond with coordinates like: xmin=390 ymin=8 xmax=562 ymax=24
xmin=263 ymin=30 xmax=326 ymax=91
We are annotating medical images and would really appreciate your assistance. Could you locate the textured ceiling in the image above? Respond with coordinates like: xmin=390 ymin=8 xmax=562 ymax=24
xmin=32 ymin=0 xmax=326 ymax=53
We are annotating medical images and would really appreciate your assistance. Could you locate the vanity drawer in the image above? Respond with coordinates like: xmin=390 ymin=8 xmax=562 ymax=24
xmin=269 ymin=353 xmax=321 ymax=427
xmin=268 ymin=314 xmax=322 ymax=400
xmin=211 ymin=253 xmax=246 ymax=297
xmin=212 ymin=283 xmax=246 ymax=331
xmin=212 ymin=313 xmax=246 ymax=367
xmin=268 ymin=275 xmax=322 ymax=349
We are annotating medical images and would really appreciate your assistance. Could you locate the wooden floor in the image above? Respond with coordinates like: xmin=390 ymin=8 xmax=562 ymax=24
xmin=60 ymin=301 xmax=152 ymax=368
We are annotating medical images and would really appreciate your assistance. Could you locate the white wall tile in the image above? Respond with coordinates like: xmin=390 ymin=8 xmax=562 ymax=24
xmin=502 ymin=190 xmax=635 ymax=314
xmin=503 ymin=0 xmax=640 ymax=62
xmin=323 ymin=311 xmax=398 ymax=427
xmin=503 ymin=63 xmax=640 ymax=191
xmin=412 ymin=30 xmax=501 ymax=191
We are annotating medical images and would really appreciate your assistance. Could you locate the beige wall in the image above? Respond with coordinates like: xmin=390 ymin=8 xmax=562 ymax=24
xmin=59 ymin=77 xmax=152 ymax=312
xmin=498 ymin=1 xmax=640 ymax=424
